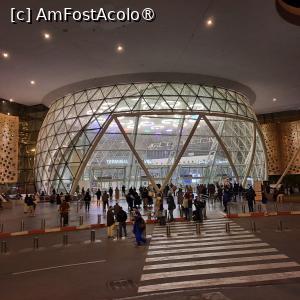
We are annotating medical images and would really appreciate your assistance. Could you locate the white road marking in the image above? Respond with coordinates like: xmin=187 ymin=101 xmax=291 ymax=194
xmin=138 ymin=271 xmax=300 ymax=293
xmin=145 ymin=248 xmax=278 ymax=262
xmin=149 ymin=238 xmax=260 ymax=249
xmin=141 ymin=261 xmax=299 ymax=281
xmin=12 ymin=260 xmax=106 ymax=275
xmin=151 ymin=230 xmax=251 ymax=240
xmin=153 ymin=225 xmax=240 ymax=233
xmin=150 ymin=234 xmax=256 ymax=245
xmin=143 ymin=254 xmax=289 ymax=270
xmin=148 ymin=242 xmax=269 ymax=256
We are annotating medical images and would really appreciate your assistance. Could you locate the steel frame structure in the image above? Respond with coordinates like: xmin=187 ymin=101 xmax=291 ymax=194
xmin=34 ymin=82 xmax=267 ymax=194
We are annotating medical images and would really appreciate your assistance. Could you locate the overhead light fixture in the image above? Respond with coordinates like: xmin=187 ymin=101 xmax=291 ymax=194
xmin=43 ymin=32 xmax=51 ymax=40
xmin=2 ymin=52 xmax=9 ymax=59
xmin=30 ymin=80 xmax=36 ymax=85
xmin=9 ymin=98 xmax=13 ymax=102
xmin=273 ymin=98 xmax=277 ymax=102
xmin=116 ymin=45 xmax=124 ymax=53
xmin=7 ymin=112 xmax=10 ymax=115
xmin=206 ymin=18 xmax=214 ymax=27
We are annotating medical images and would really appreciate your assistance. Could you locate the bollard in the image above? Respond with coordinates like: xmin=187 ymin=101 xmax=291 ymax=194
xmin=242 ymin=204 xmax=246 ymax=213
xmin=33 ymin=237 xmax=39 ymax=249
xmin=278 ymin=220 xmax=283 ymax=232
xmin=258 ymin=204 xmax=262 ymax=212
xmin=97 ymin=214 xmax=101 ymax=224
xmin=196 ymin=222 xmax=201 ymax=235
xmin=90 ymin=230 xmax=96 ymax=243
xmin=251 ymin=221 xmax=257 ymax=233
xmin=1 ymin=240 xmax=7 ymax=254
xmin=225 ymin=222 xmax=231 ymax=233
xmin=166 ymin=223 xmax=171 ymax=237
xmin=41 ymin=219 xmax=46 ymax=230
xmin=63 ymin=233 xmax=68 ymax=246
xmin=20 ymin=219 xmax=25 ymax=231
xmin=0 ymin=223 xmax=4 ymax=232
xmin=79 ymin=215 xmax=84 ymax=226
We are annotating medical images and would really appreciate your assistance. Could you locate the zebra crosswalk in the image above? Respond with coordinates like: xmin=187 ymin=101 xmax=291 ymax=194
xmin=138 ymin=218 xmax=300 ymax=294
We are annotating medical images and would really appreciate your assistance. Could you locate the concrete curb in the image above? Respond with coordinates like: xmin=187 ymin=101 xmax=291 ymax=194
xmin=226 ymin=211 xmax=300 ymax=218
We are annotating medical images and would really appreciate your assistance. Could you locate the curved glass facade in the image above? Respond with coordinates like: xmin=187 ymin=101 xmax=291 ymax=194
xmin=34 ymin=82 xmax=267 ymax=194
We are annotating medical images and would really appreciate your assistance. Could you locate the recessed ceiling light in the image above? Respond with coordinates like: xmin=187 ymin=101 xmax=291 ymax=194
xmin=2 ymin=52 xmax=9 ymax=59
xmin=206 ymin=18 xmax=214 ymax=27
xmin=43 ymin=32 xmax=51 ymax=40
xmin=116 ymin=45 xmax=124 ymax=53
xmin=273 ymin=98 xmax=277 ymax=102
xmin=9 ymin=98 xmax=13 ymax=102
xmin=30 ymin=80 xmax=36 ymax=85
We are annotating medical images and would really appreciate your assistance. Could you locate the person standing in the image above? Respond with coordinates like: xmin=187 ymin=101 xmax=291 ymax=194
xmin=56 ymin=193 xmax=61 ymax=205
xmin=107 ymin=206 xmax=115 ymax=239
xmin=115 ymin=187 xmax=120 ymax=202
xmin=109 ymin=187 xmax=113 ymax=201
xmin=116 ymin=206 xmax=127 ymax=238
xmin=95 ymin=188 xmax=102 ymax=207
xmin=102 ymin=191 xmax=109 ymax=212
xmin=182 ymin=193 xmax=189 ymax=221
xmin=122 ymin=185 xmax=126 ymax=197
xmin=246 ymin=185 xmax=256 ymax=212
xmin=59 ymin=199 xmax=70 ymax=226
xmin=84 ymin=190 xmax=91 ymax=212
xmin=167 ymin=191 xmax=176 ymax=222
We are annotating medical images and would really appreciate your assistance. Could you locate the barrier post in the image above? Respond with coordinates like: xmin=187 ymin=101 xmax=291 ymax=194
xmin=33 ymin=237 xmax=39 ymax=249
xmin=1 ymin=240 xmax=7 ymax=254
xmin=251 ymin=221 xmax=257 ymax=233
xmin=97 ymin=214 xmax=101 ymax=224
xmin=90 ymin=230 xmax=96 ymax=243
xmin=242 ymin=203 xmax=246 ymax=213
xmin=196 ymin=222 xmax=201 ymax=235
xmin=166 ymin=223 xmax=171 ymax=237
xmin=79 ymin=215 xmax=84 ymax=226
xmin=63 ymin=233 xmax=68 ymax=246
xmin=225 ymin=222 xmax=231 ymax=233
xmin=41 ymin=219 xmax=46 ymax=230
xmin=278 ymin=220 xmax=283 ymax=232
xmin=20 ymin=219 xmax=25 ymax=231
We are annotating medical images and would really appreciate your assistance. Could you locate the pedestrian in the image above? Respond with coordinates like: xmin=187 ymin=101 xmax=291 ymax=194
xmin=102 ymin=191 xmax=109 ymax=212
xmin=84 ymin=190 xmax=91 ymax=212
xmin=167 ymin=191 xmax=176 ymax=221
xmin=59 ymin=199 xmax=70 ymax=226
xmin=133 ymin=212 xmax=147 ymax=246
xmin=182 ymin=193 xmax=189 ymax=221
xmin=116 ymin=206 xmax=127 ymax=238
xmin=56 ymin=193 xmax=61 ymax=205
xmin=246 ymin=185 xmax=256 ymax=212
xmin=24 ymin=194 xmax=29 ymax=213
xmin=122 ymin=185 xmax=126 ymax=197
xmin=109 ymin=187 xmax=113 ymax=201
xmin=65 ymin=192 xmax=71 ymax=202
xmin=95 ymin=188 xmax=102 ymax=206
xmin=27 ymin=195 xmax=35 ymax=216
xmin=113 ymin=202 xmax=121 ymax=216
xmin=107 ymin=206 xmax=115 ymax=239
xmin=115 ymin=187 xmax=120 ymax=202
